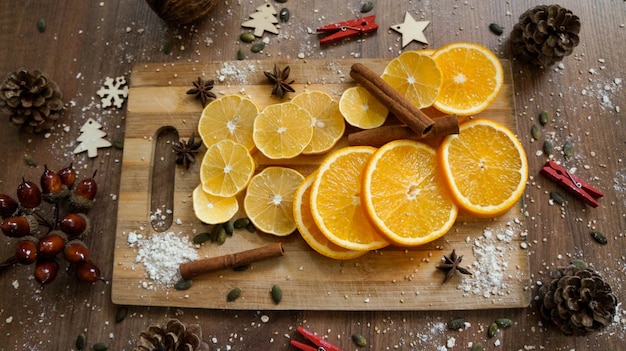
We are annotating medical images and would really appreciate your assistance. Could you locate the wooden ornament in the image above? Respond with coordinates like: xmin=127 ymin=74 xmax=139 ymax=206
xmin=390 ymin=12 xmax=430 ymax=48
xmin=73 ymin=118 xmax=112 ymax=158
xmin=241 ymin=3 xmax=279 ymax=37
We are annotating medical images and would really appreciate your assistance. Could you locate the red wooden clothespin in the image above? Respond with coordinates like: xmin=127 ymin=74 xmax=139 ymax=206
xmin=540 ymin=160 xmax=604 ymax=207
xmin=290 ymin=326 xmax=344 ymax=351
xmin=317 ymin=15 xmax=379 ymax=45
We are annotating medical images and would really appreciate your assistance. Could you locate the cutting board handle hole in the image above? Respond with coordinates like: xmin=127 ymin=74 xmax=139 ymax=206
xmin=150 ymin=125 xmax=179 ymax=232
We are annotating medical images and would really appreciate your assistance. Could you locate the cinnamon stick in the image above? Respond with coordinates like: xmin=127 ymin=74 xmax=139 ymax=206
xmin=179 ymin=243 xmax=284 ymax=279
xmin=348 ymin=114 xmax=460 ymax=147
xmin=350 ymin=63 xmax=435 ymax=136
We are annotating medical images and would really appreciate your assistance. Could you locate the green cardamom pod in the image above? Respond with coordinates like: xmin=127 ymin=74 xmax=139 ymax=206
xmin=270 ymin=284 xmax=282 ymax=304
xmin=495 ymin=318 xmax=513 ymax=328
xmin=487 ymin=322 xmax=498 ymax=338
xmin=352 ymin=334 xmax=367 ymax=347
xmin=531 ymin=124 xmax=542 ymax=140
xmin=227 ymin=287 xmax=242 ymax=302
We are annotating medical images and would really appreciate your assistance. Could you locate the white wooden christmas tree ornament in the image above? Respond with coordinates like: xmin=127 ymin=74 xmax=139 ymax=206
xmin=241 ymin=3 xmax=279 ymax=37
xmin=73 ymin=118 xmax=112 ymax=158
xmin=390 ymin=12 xmax=430 ymax=48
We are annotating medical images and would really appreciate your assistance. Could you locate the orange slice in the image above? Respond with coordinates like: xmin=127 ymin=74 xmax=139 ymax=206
xmin=243 ymin=166 xmax=304 ymax=236
xmin=293 ymin=171 xmax=367 ymax=260
xmin=432 ymin=42 xmax=504 ymax=116
xmin=310 ymin=146 xmax=389 ymax=251
xmin=291 ymin=91 xmax=346 ymax=155
xmin=192 ymin=185 xmax=239 ymax=225
xmin=253 ymin=102 xmax=313 ymax=159
xmin=381 ymin=50 xmax=443 ymax=109
xmin=437 ymin=118 xmax=528 ymax=218
xmin=198 ymin=94 xmax=260 ymax=151
xmin=339 ymin=86 xmax=388 ymax=129
xmin=362 ymin=140 xmax=458 ymax=246
xmin=200 ymin=139 xmax=255 ymax=197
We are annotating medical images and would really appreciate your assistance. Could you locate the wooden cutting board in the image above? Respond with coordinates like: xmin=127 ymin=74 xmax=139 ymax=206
xmin=111 ymin=58 xmax=531 ymax=310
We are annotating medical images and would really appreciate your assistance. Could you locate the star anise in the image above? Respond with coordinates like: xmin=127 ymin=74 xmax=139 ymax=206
xmin=172 ymin=133 xmax=202 ymax=170
xmin=436 ymin=249 xmax=472 ymax=284
xmin=264 ymin=64 xmax=295 ymax=99
xmin=186 ymin=77 xmax=216 ymax=107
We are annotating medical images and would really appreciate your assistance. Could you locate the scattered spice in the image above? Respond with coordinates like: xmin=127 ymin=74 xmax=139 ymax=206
xmin=279 ymin=8 xmax=290 ymax=23
xmin=240 ymin=32 xmax=255 ymax=43
xmin=233 ymin=217 xmax=251 ymax=229
xmin=539 ymin=110 xmax=550 ymax=125
xmin=563 ymin=140 xmax=574 ymax=158
xmin=270 ymin=284 xmax=282 ymax=304
xmin=488 ymin=23 xmax=503 ymax=35
xmin=487 ymin=322 xmax=499 ymax=338
xmin=530 ymin=124 xmax=542 ymax=140
xmin=591 ymin=231 xmax=608 ymax=245
xmin=550 ymin=190 xmax=565 ymax=205
xmin=227 ymin=287 xmax=242 ymax=301
xmin=543 ymin=140 xmax=553 ymax=156
xmin=172 ymin=132 xmax=202 ymax=170
xmin=246 ymin=222 xmax=257 ymax=233
xmin=23 ymin=154 xmax=37 ymax=167
xmin=174 ymin=278 xmax=193 ymax=290
xmin=495 ymin=318 xmax=513 ymax=328
xmin=92 ymin=342 xmax=109 ymax=351
xmin=446 ymin=317 xmax=466 ymax=330
xmin=186 ymin=77 xmax=216 ymax=107
xmin=37 ymin=18 xmax=46 ymax=32
xmin=360 ymin=1 xmax=374 ymax=13
xmin=115 ymin=306 xmax=128 ymax=323
xmin=215 ymin=226 xmax=228 ymax=245
xmin=436 ymin=249 xmax=472 ymax=284
xmin=264 ymin=64 xmax=295 ymax=99
xmin=352 ymin=333 xmax=367 ymax=347
xmin=570 ymin=259 xmax=588 ymax=269
xmin=222 ymin=221 xmax=234 ymax=236
xmin=251 ymin=42 xmax=265 ymax=53
xmin=236 ymin=48 xmax=246 ymax=60
xmin=113 ymin=140 xmax=124 ymax=150
xmin=76 ymin=333 xmax=86 ymax=350
xmin=162 ymin=40 xmax=173 ymax=54
xmin=193 ymin=232 xmax=212 ymax=245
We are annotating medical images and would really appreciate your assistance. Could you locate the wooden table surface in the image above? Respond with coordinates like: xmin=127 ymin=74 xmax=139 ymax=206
xmin=1 ymin=1 xmax=624 ymax=350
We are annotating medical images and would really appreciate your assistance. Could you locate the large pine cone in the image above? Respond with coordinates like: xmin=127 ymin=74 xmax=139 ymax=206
xmin=135 ymin=319 xmax=210 ymax=351
xmin=510 ymin=5 xmax=581 ymax=67
xmin=0 ymin=69 xmax=64 ymax=134
xmin=145 ymin=0 xmax=219 ymax=24
xmin=537 ymin=264 xmax=618 ymax=336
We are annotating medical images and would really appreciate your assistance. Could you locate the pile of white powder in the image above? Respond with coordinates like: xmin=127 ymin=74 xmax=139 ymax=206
xmin=127 ymin=231 xmax=198 ymax=289
xmin=457 ymin=220 xmax=524 ymax=299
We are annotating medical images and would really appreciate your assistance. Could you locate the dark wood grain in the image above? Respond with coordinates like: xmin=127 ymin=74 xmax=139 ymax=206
xmin=1 ymin=1 xmax=624 ymax=350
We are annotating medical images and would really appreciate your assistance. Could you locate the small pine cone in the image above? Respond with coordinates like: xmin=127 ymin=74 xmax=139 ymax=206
xmin=0 ymin=69 xmax=64 ymax=133
xmin=537 ymin=264 xmax=618 ymax=336
xmin=134 ymin=319 xmax=210 ymax=351
xmin=510 ymin=5 xmax=581 ymax=67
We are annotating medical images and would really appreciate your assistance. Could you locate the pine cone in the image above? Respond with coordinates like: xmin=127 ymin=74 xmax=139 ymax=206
xmin=537 ymin=264 xmax=618 ymax=336
xmin=135 ymin=319 xmax=210 ymax=351
xmin=510 ymin=5 xmax=581 ymax=67
xmin=145 ymin=0 xmax=219 ymax=24
xmin=0 ymin=69 xmax=64 ymax=133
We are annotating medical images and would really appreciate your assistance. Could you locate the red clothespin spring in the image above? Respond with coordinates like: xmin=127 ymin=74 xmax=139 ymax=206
xmin=290 ymin=326 xmax=344 ymax=351
xmin=317 ymin=15 xmax=379 ymax=45
xmin=540 ymin=160 xmax=604 ymax=207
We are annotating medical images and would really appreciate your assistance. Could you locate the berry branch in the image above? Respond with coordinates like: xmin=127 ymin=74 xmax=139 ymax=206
xmin=0 ymin=164 xmax=104 ymax=286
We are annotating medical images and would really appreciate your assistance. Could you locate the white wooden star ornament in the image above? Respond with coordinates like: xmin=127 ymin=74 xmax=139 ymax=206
xmin=391 ymin=12 xmax=430 ymax=48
